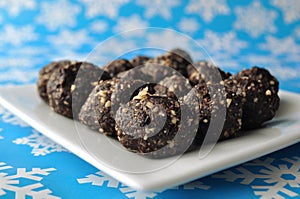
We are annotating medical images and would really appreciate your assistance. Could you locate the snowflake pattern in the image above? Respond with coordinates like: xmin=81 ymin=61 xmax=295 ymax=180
xmin=198 ymin=30 xmax=248 ymax=56
xmin=79 ymin=0 xmax=129 ymax=19
xmin=137 ymin=0 xmax=180 ymax=20
xmin=0 ymin=162 xmax=59 ymax=198
xmin=113 ymin=15 xmax=149 ymax=34
xmin=0 ymin=25 xmax=38 ymax=46
xmin=177 ymin=18 xmax=200 ymax=33
xmin=90 ymin=20 xmax=108 ymax=33
xmin=36 ymin=0 xmax=81 ymax=31
xmin=0 ymin=0 xmax=36 ymax=17
xmin=213 ymin=157 xmax=300 ymax=199
xmin=272 ymin=0 xmax=300 ymax=24
xmin=234 ymin=1 xmax=277 ymax=37
xmin=259 ymin=36 xmax=300 ymax=58
xmin=0 ymin=128 xmax=3 ymax=139
xmin=13 ymin=130 xmax=68 ymax=156
xmin=47 ymin=29 xmax=94 ymax=51
xmin=0 ymin=106 xmax=28 ymax=127
xmin=185 ymin=0 xmax=230 ymax=22
xmin=77 ymin=171 xmax=159 ymax=199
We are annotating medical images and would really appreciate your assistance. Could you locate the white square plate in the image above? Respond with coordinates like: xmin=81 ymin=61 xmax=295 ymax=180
xmin=0 ymin=85 xmax=300 ymax=191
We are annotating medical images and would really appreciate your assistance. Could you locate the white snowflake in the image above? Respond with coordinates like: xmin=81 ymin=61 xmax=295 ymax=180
xmin=259 ymin=36 xmax=300 ymax=57
xmin=47 ymin=29 xmax=94 ymax=50
xmin=0 ymin=106 xmax=28 ymax=127
xmin=213 ymin=156 xmax=300 ymax=199
xmin=90 ymin=20 xmax=108 ymax=33
xmin=88 ymin=38 xmax=137 ymax=65
xmin=0 ymin=25 xmax=38 ymax=46
xmin=146 ymin=30 xmax=192 ymax=52
xmin=177 ymin=18 xmax=200 ymax=34
xmin=234 ymin=1 xmax=277 ymax=37
xmin=36 ymin=0 xmax=81 ymax=31
xmin=79 ymin=0 xmax=129 ymax=19
xmin=269 ymin=66 xmax=300 ymax=81
xmin=295 ymin=27 xmax=300 ymax=38
xmin=0 ymin=162 xmax=59 ymax=199
xmin=197 ymin=30 xmax=248 ymax=56
xmin=185 ymin=0 xmax=230 ymax=23
xmin=77 ymin=171 xmax=158 ymax=199
xmin=13 ymin=130 xmax=69 ymax=156
xmin=0 ymin=67 xmax=38 ymax=84
xmin=137 ymin=0 xmax=180 ymax=20
xmin=0 ymin=0 xmax=36 ymax=17
xmin=0 ymin=129 xmax=3 ymax=139
xmin=272 ymin=0 xmax=300 ymax=24
xmin=113 ymin=15 xmax=149 ymax=34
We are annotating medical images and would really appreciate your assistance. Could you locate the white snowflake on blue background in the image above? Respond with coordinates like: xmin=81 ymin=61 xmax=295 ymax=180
xmin=259 ymin=36 xmax=300 ymax=59
xmin=113 ymin=14 xmax=149 ymax=34
xmin=79 ymin=0 xmax=129 ymax=19
xmin=272 ymin=0 xmax=300 ymax=24
xmin=77 ymin=171 xmax=158 ymax=199
xmin=0 ymin=128 xmax=3 ymax=140
xmin=77 ymin=170 xmax=210 ymax=199
xmin=213 ymin=156 xmax=300 ymax=199
xmin=0 ymin=106 xmax=28 ymax=127
xmin=13 ymin=130 xmax=69 ymax=156
xmin=0 ymin=162 xmax=59 ymax=199
xmin=0 ymin=0 xmax=36 ymax=17
xmin=177 ymin=18 xmax=200 ymax=34
xmin=185 ymin=0 xmax=230 ymax=23
xmin=36 ymin=0 xmax=81 ymax=31
xmin=0 ymin=25 xmax=38 ymax=46
xmin=47 ymin=29 xmax=94 ymax=51
xmin=234 ymin=1 xmax=277 ymax=37
xmin=137 ymin=0 xmax=180 ymax=20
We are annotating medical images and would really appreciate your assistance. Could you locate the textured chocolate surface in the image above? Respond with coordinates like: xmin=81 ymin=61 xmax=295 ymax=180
xmin=183 ymin=79 xmax=243 ymax=145
xmin=37 ymin=60 xmax=71 ymax=104
xmin=187 ymin=61 xmax=231 ymax=86
xmin=116 ymin=90 xmax=196 ymax=158
xmin=233 ymin=66 xmax=280 ymax=130
xmin=79 ymin=78 xmax=119 ymax=137
xmin=130 ymin=56 xmax=151 ymax=67
xmin=103 ymin=59 xmax=134 ymax=77
xmin=46 ymin=61 xmax=109 ymax=119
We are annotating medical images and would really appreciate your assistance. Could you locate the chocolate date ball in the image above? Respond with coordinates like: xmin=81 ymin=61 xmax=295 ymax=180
xmin=183 ymin=79 xmax=243 ymax=145
xmin=71 ymin=63 xmax=111 ymax=119
xmin=145 ymin=49 xmax=191 ymax=78
xmin=169 ymin=48 xmax=193 ymax=64
xmin=154 ymin=75 xmax=192 ymax=99
xmin=37 ymin=60 xmax=71 ymax=104
xmin=187 ymin=61 xmax=231 ymax=86
xmin=47 ymin=61 xmax=109 ymax=119
xmin=130 ymin=55 xmax=151 ymax=67
xmin=103 ymin=59 xmax=134 ymax=77
xmin=115 ymin=89 xmax=196 ymax=158
xmin=234 ymin=66 xmax=280 ymax=130
xmin=78 ymin=78 xmax=119 ymax=137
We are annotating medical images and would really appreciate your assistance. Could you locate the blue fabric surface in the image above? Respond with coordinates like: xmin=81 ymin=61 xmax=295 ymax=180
xmin=0 ymin=0 xmax=300 ymax=198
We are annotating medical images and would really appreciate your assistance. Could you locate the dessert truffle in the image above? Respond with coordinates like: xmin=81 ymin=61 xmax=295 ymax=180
xmin=233 ymin=66 xmax=280 ymax=130
xmin=115 ymin=89 xmax=196 ymax=158
xmin=183 ymin=79 xmax=243 ymax=145
xmin=47 ymin=61 xmax=109 ymax=119
xmin=37 ymin=60 xmax=71 ymax=104
xmin=103 ymin=59 xmax=134 ymax=77
xmin=130 ymin=56 xmax=151 ymax=67
xmin=187 ymin=61 xmax=231 ymax=86
xmin=78 ymin=78 xmax=119 ymax=137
